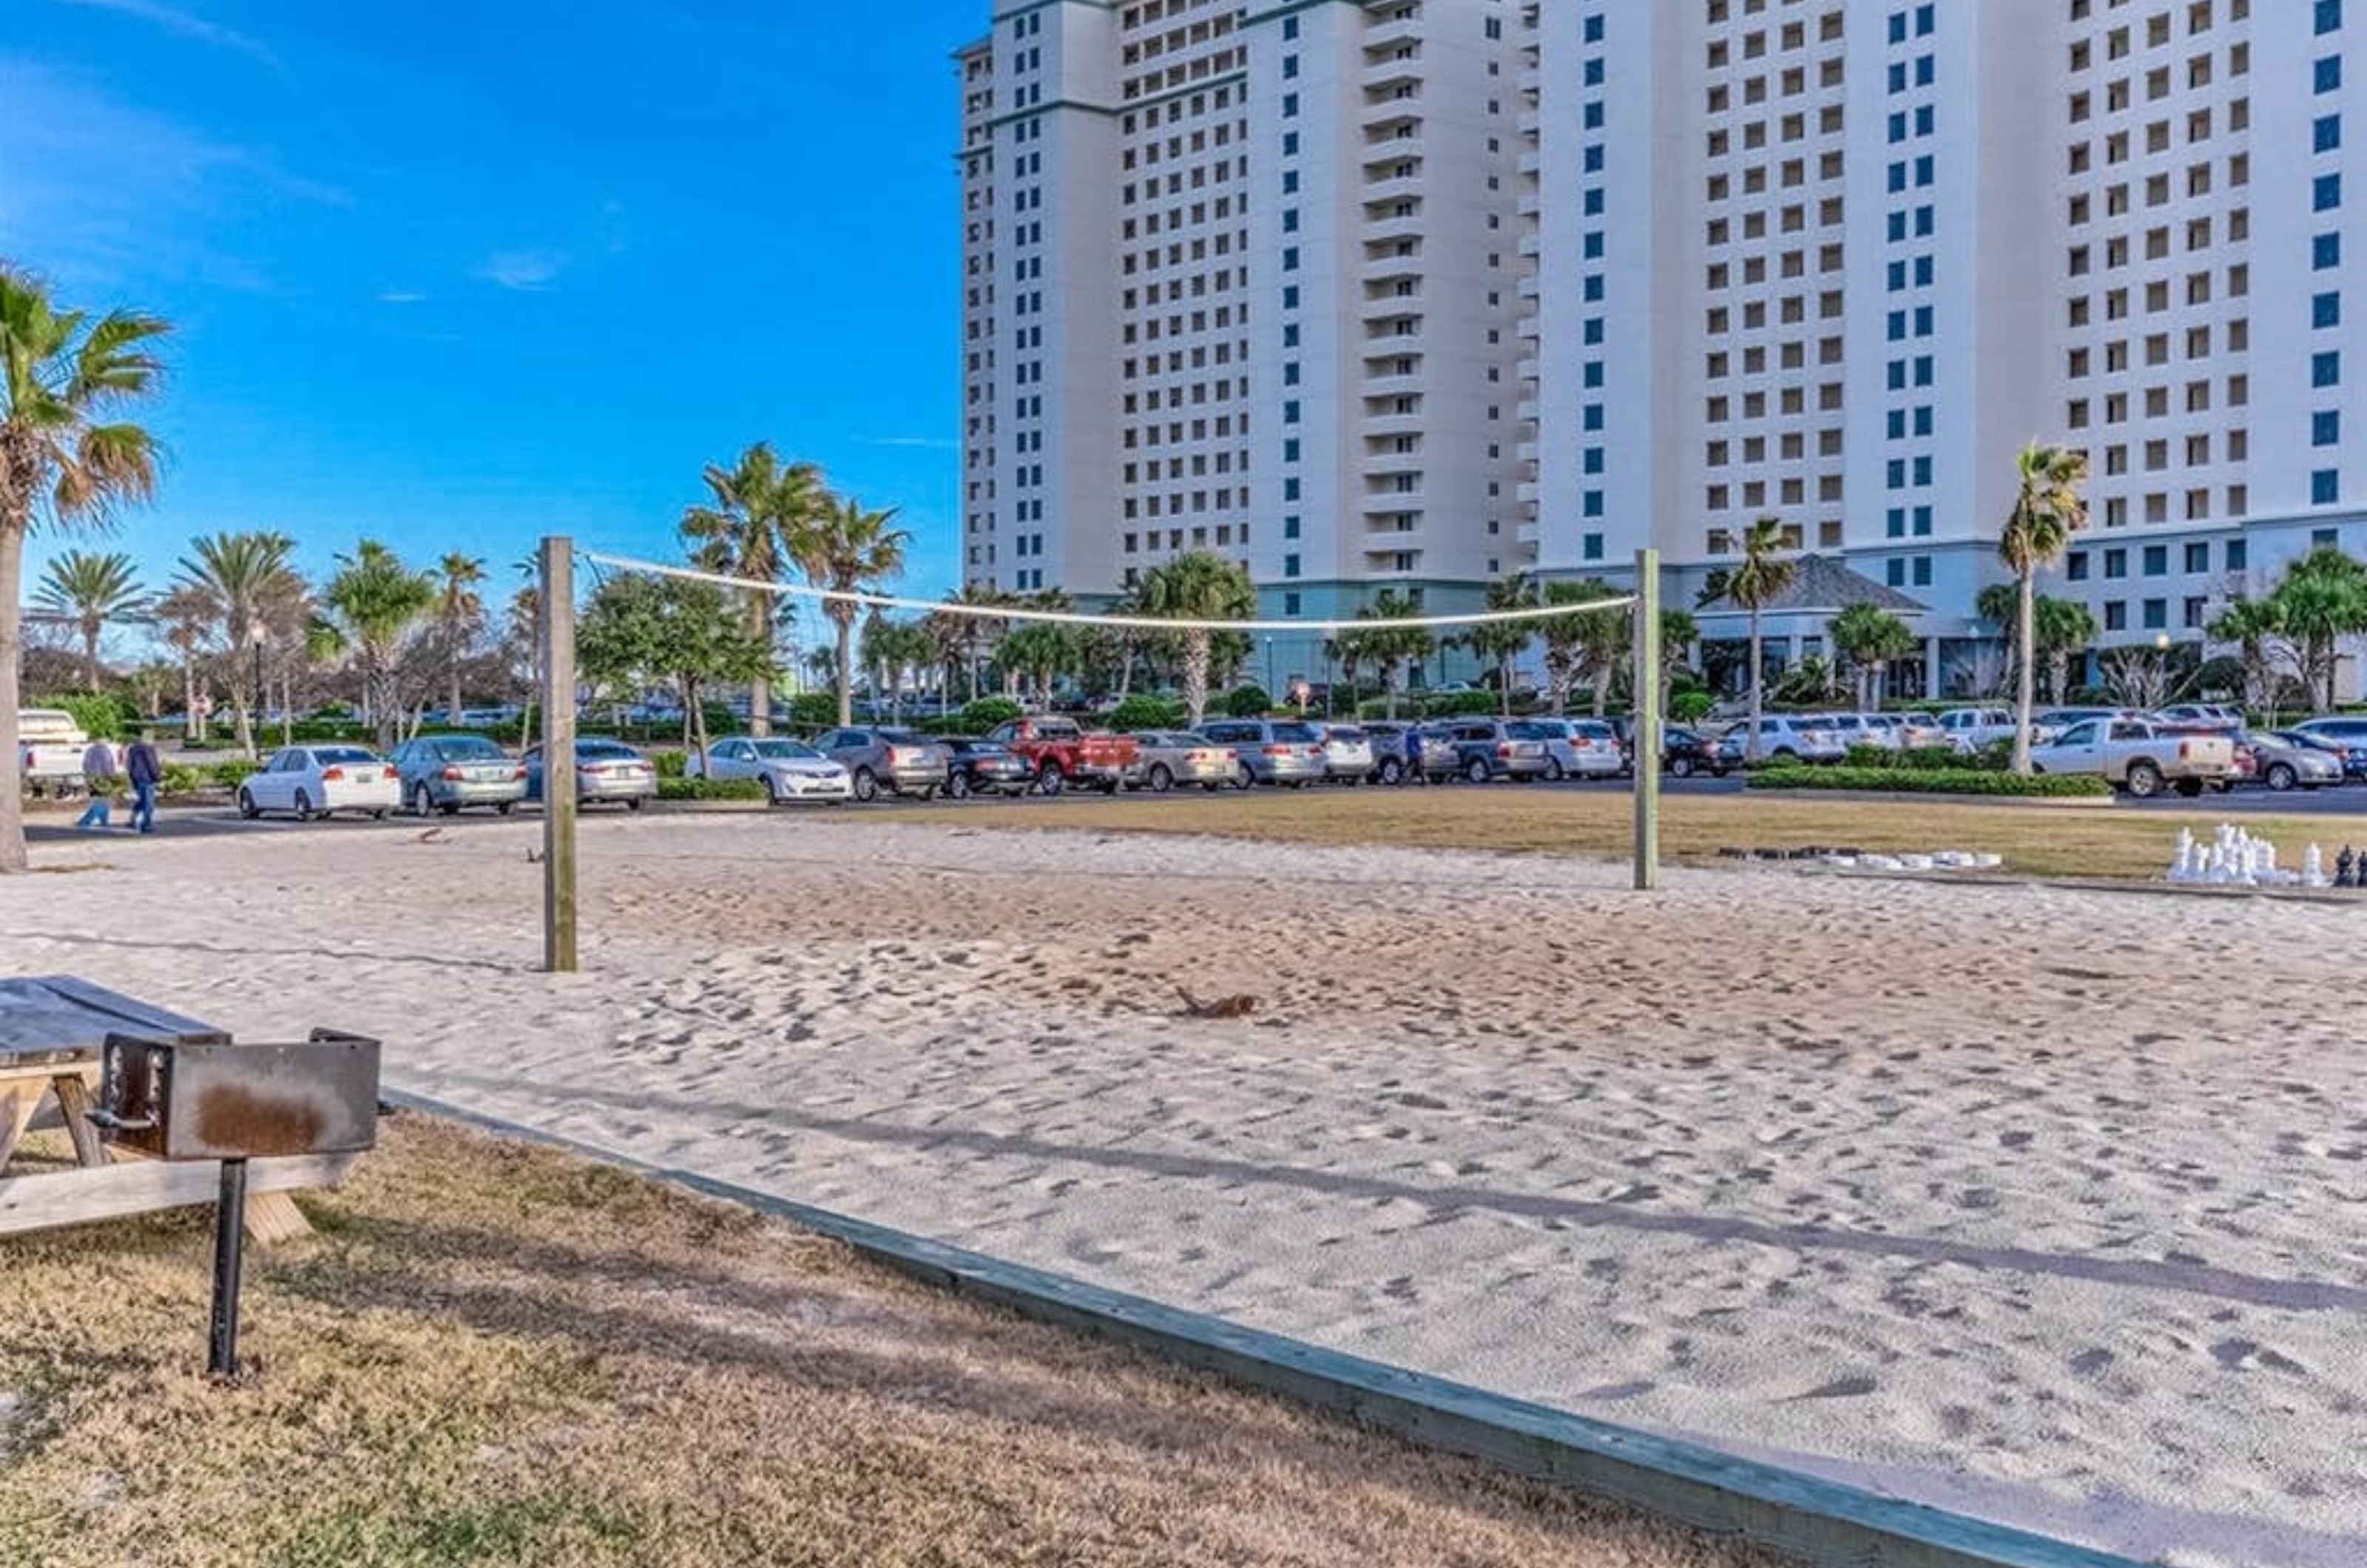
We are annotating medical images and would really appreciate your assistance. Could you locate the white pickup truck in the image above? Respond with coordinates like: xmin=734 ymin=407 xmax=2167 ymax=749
xmin=1934 ymin=707 xmax=2017 ymax=751
xmin=2028 ymin=716 xmax=2236 ymax=798
xmin=18 ymin=709 xmax=95 ymax=793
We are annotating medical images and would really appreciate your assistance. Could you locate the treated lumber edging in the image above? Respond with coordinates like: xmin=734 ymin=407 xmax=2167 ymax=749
xmin=386 ymin=1089 xmax=2146 ymax=1568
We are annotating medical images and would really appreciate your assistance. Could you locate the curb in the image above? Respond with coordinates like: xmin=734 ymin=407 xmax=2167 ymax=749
xmin=1744 ymin=788 xmax=2118 ymax=809
xmin=383 ymin=1089 xmax=2150 ymax=1568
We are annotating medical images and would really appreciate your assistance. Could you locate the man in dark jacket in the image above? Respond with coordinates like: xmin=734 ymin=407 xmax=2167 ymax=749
xmin=124 ymin=731 xmax=163 ymax=835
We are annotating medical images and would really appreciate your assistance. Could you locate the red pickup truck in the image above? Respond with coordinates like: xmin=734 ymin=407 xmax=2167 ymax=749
xmin=987 ymin=717 xmax=1140 ymax=795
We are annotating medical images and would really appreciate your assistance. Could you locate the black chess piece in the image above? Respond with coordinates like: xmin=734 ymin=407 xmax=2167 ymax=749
xmin=2339 ymin=846 xmax=2357 ymax=890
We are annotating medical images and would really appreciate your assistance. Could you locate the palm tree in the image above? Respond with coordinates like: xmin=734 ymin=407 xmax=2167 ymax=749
xmin=178 ymin=530 xmax=299 ymax=757
xmin=1827 ymin=603 xmax=1918 ymax=709
xmin=2208 ymin=595 xmax=2286 ymax=725
xmin=1137 ymin=550 xmax=1257 ymax=726
xmin=33 ymin=549 xmax=146 ymax=691
xmin=928 ymin=581 xmax=1017 ymax=704
xmin=314 ymin=540 xmax=437 ymax=748
xmin=1465 ymin=572 xmax=1536 ymax=716
xmin=682 ymin=444 xmax=825 ymax=734
xmin=1999 ymin=442 xmax=2091 ymax=773
xmin=1658 ymin=608 xmax=1700 ymax=716
xmin=1350 ymin=589 xmax=1436 ymax=720
xmin=0 ymin=267 xmax=169 ymax=871
xmin=153 ymin=583 xmax=215 ymax=741
xmin=432 ymin=552 xmax=486 ymax=724
xmin=2031 ymin=597 xmax=2098 ymax=707
xmin=1724 ymin=517 xmax=1800 ymax=761
xmin=790 ymin=493 xmax=911 ymax=726
xmin=2269 ymin=547 xmax=2367 ymax=713
xmin=1535 ymin=580 xmax=1624 ymax=716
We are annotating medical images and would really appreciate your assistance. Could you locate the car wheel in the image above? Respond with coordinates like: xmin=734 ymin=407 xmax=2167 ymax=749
xmin=495 ymin=801 xmax=514 ymax=817
xmin=293 ymin=790 xmax=315 ymax=823
xmin=764 ymin=776 xmax=783 ymax=807
xmin=948 ymin=771 xmax=972 ymax=801
xmin=1235 ymin=762 xmax=1255 ymax=790
xmin=1465 ymin=757 xmax=1490 ymax=785
xmin=412 ymin=784 xmax=436 ymax=818
xmin=1378 ymin=757 xmax=1403 ymax=786
xmin=1669 ymin=755 xmax=1697 ymax=779
xmin=1036 ymin=763 xmax=1064 ymax=797
xmin=1147 ymin=763 xmax=1174 ymax=793
xmin=237 ymin=788 xmax=260 ymax=820
xmin=1544 ymin=758 xmax=1566 ymax=782
xmin=2266 ymin=762 xmax=2297 ymax=792
xmin=852 ymin=767 xmax=879 ymax=803
xmin=438 ymin=802 xmax=459 ymax=817
xmin=2124 ymin=760 xmax=2164 ymax=799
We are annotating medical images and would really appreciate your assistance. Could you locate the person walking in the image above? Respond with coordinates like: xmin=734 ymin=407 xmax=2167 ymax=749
xmin=74 ymin=738 xmax=120 ymax=830
xmin=124 ymin=730 xmax=163 ymax=836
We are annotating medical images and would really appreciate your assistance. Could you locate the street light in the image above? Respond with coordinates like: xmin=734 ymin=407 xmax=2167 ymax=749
xmin=248 ymin=617 xmax=268 ymax=746
xmin=1264 ymin=635 xmax=1275 ymax=697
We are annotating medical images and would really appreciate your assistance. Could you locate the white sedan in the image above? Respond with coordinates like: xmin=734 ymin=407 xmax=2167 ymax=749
xmin=237 ymin=745 xmax=403 ymax=821
xmin=688 ymin=737 xmax=853 ymax=805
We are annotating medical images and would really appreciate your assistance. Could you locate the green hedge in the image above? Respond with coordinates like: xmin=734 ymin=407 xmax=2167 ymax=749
xmin=1106 ymin=695 xmax=1183 ymax=732
xmin=31 ymin=693 xmax=142 ymax=741
xmin=957 ymin=696 xmax=1024 ymax=731
xmin=1841 ymin=743 xmax=2001 ymax=772
xmin=656 ymin=777 xmax=768 ymax=802
xmin=1749 ymin=766 xmax=2113 ymax=798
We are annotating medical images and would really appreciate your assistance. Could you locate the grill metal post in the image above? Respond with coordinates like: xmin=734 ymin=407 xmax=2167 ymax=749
xmin=209 ymin=1158 xmax=249 ymax=1379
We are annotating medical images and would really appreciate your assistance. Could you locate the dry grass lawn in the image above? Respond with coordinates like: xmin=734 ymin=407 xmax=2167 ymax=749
xmin=0 ymin=1115 xmax=1792 ymax=1568
xmin=891 ymin=784 xmax=2345 ymax=880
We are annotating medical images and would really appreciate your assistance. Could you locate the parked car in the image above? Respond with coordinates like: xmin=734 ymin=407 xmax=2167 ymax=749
xmin=1313 ymin=723 xmax=1375 ymax=784
xmin=1196 ymin=718 xmax=1328 ymax=788
xmin=1664 ymin=724 xmax=1743 ymax=777
xmin=2028 ymin=716 xmax=2235 ymax=797
xmin=2158 ymin=703 xmax=2246 ymax=730
xmin=1357 ymin=721 xmax=1456 ymax=785
xmin=1516 ymin=717 xmax=1624 ymax=780
xmin=2287 ymin=716 xmax=2367 ymax=780
xmin=2239 ymin=731 xmax=2346 ymax=792
xmin=1876 ymin=712 xmax=1950 ymax=749
xmin=523 ymin=737 xmax=657 ymax=809
xmin=1129 ymin=730 xmax=1236 ymax=792
xmin=18 ymin=708 xmax=91 ymax=792
xmin=390 ymin=734 xmax=528 ymax=817
xmin=236 ymin=745 xmax=402 ymax=821
xmin=1817 ymin=712 xmax=1900 ymax=752
xmin=1934 ymin=707 xmax=2017 ymax=751
xmin=941 ymin=737 xmax=1033 ymax=799
xmin=984 ymin=716 xmax=1140 ymax=795
xmin=689 ymin=736 xmax=854 ymax=804
xmin=1729 ymin=715 xmax=1847 ymax=764
xmin=1436 ymin=719 xmax=1552 ymax=783
xmin=814 ymin=727 xmax=951 ymax=802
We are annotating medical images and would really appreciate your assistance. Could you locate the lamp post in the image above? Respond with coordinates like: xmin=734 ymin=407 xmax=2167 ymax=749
xmin=1264 ymin=635 xmax=1275 ymax=697
xmin=248 ymin=617 xmax=268 ymax=753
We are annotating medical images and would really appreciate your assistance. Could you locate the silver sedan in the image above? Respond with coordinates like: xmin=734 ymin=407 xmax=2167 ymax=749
xmin=2244 ymin=731 xmax=2346 ymax=792
xmin=689 ymin=736 xmax=853 ymax=805
xmin=1130 ymin=730 xmax=1236 ymax=792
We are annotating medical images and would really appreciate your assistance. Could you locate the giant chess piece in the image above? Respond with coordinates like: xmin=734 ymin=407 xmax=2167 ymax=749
xmin=2340 ymin=846 xmax=2358 ymax=890
xmin=2304 ymin=844 xmax=2328 ymax=889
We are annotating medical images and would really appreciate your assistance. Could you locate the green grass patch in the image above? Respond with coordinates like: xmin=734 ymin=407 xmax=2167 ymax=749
xmin=655 ymin=777 xmax=767 ymax=802
xmin=1749 ymin=766 xmax=2113 ymax=798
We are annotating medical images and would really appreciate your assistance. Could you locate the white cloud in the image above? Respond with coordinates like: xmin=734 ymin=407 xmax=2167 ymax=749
xmin=473 ymin=250 xmax=567 ymax=291
xmin=48 ymin=0 xmax=280 ymax=69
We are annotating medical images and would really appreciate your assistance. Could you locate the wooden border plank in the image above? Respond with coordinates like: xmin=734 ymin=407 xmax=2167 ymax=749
xmin=386 ymin=1089 xmax=2149 ymax=1568
xmin=0 ymin=1154 xmax=354 ymax=1236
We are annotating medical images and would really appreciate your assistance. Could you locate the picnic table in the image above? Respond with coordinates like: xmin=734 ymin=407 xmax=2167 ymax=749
xmin=0 ymin=976 xmax=350 ymax=1242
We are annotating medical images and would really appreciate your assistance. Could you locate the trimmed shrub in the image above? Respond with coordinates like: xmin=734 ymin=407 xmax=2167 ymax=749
xmin=1669 ymin=689 xmax=1716 ymax=723
xmin=34 ymin=692 xmax=141 ymax=741
xmin=786 ymin=693 xmax=840 ymax=728
xmin=652 ymin=749 xmax=689 ymax=779
xmin=656 ymin=777 xmax=768 ymax=802
xmin=1748 ymin=766 xmax=2112 ymax=798
xmin=1107 ymin=695 xmax=1182 ymax=732
xmin=1223 ymin=683 xmax=1273 ymax=718
xmin=957 ymin=696 xmax=1024 ymax=731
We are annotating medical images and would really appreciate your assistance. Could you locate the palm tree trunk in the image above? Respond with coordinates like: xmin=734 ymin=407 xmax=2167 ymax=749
xmin=833 ymin=609 xmax=856 ymax=727
xmin=84 ymin=619 xmax=102 ymax=692
xmin=0 ymin=524 xmax=29 ymax=873
xmin=1746 ymin=604 xmax=1765 ymax=762
xmin=1383 ymin=660 xmax=1399 ymax=721
xmin=1498 ymin=653 xmax=1512 ymax=718
xmin=181 ymin=653 xmax=198 ymax=740
xmin=233 ymin=636 xmax=257 ymax=759
xmin=1182 ymin=630 xmax=1212 ymax=727
xmin=280 ymin=669 xmax=294 ymax=748
xmin=448 ymin=655 xmax=464 ymax=728
xmin=2010 ymin=570 xmax=2037 ymax=774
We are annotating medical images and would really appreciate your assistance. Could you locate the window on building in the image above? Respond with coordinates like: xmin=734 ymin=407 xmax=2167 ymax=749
xmin=1582 ymin=533 xmax=1604 ymax=561
xmin=2313 ymin=470 xmax=2340 ymax=504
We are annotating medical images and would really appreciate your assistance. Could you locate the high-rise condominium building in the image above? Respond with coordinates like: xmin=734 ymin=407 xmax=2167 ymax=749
xmin=961 ymin=0 xmax=2366 ymax=697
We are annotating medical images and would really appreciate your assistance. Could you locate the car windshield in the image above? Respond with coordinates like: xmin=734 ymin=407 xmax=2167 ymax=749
xmin=751 ymin=740 xmax=822 ymax=760
xmin=1269 ymin=723 xmax=1320 ymax=743
xmin=1328 ymin=727 xmax=1365 ymax=742
xmin=880 ymin=731 xmax=933 ymax=745
xmin=314 ymin=747 xmax=378 ymax=765
xmin=578 ymin=741 xmax=637 ymax=759
xmin=435 ymin=737 xmax=505 ymax=760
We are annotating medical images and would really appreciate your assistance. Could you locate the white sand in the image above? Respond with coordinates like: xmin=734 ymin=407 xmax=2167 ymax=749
xmin=5 ymin=813 xmax=2364 ymax=1566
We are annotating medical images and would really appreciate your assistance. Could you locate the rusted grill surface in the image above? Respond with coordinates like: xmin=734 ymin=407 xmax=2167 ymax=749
xmin=98 ymin=1031 xmax=380 ymax=1161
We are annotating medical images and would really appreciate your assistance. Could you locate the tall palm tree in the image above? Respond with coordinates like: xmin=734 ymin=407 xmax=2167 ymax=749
xmin=153 ymin=583 xmax=215 ymax=740
xmin=433 ymin=552 xmax=486 ymax=724
xmin=1534 ymin=579 xmax=1622 ymax=716
xmin=0 ymin=267 xmax=169 ymax=871
xmin=2031 ymin=597 xmax=2098 ymax=707
xmin=315 ymin=539 xmax=437 ymax=748
xmin=33 ymin=548 xmax=146 ymax=691
xmin=1351 ymin=589 xmax=1437 ymax=720
xmin=1999 ymin=442 xmax=2091 ymax=773
xmin=790 ymin=493 xmax=911 ymax=726
xmin=928 ymin=581 xmax=1017 ymax=704
xmin=681 ymin=443 xmax=824 ymax=734
xmin=1466 ymin=572 xmax=1536 ymax=717
xmin=178 ymin=530 xmax=300 ymax=757
xmin=1826 ymin=603 xmax=1918 ymax=709
xmin=1137 ymin=550 xmax=1257 ymax=726
xmin=1724 ymin=516 xmax=1799 ymax=761
xmin=2269 ymin=547 xmax=2367 ymax=713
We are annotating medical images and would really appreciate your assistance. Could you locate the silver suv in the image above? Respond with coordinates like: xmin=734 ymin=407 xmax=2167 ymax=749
xmin=1196 ymin=718 xmax=1327 ymax=787
xmin=815 ymin=727 xmax=951 ymax=802
xmin=1730 ymin=715 xmax=1847 ymax=764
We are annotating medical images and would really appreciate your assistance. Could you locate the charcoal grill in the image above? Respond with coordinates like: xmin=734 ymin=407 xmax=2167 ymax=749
xmin=88 ymin=1028 xmax=382 ymax=1378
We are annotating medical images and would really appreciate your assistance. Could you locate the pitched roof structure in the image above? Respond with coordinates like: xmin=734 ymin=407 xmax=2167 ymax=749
xmin=1695 ymin=553 xmax=1929 ymax=617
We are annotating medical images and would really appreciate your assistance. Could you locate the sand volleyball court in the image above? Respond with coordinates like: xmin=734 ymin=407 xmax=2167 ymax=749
xmin=5 ymin=813 xmax=2362 ymax=1567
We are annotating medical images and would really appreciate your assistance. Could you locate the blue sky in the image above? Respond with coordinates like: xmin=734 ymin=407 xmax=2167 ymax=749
xmin=2 ymin=0 xmax=983 ymax=644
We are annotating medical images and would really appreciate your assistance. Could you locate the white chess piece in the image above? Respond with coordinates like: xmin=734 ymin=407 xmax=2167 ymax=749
xmin=2306 ymin=844 xmax=2328 ymax=888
